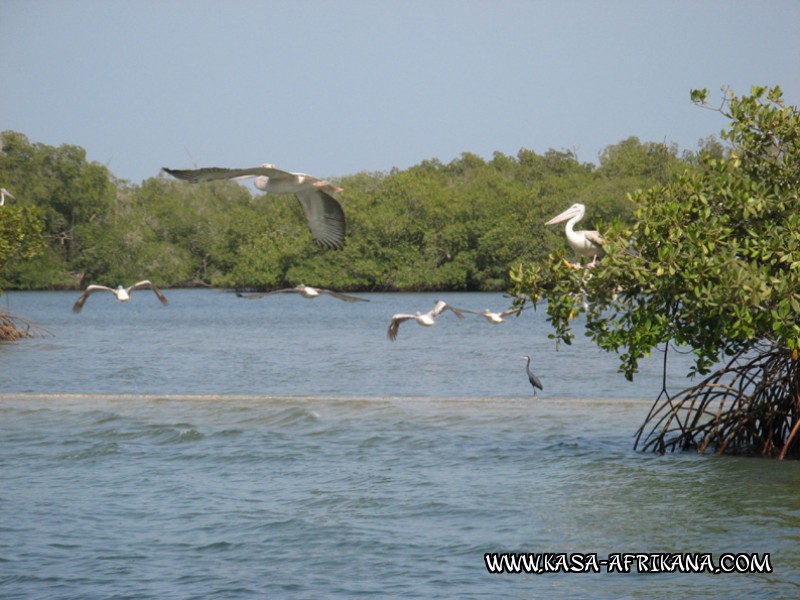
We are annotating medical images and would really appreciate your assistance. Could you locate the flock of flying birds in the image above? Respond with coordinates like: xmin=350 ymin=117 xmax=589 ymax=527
xmin=4 ymin=162 xmax=605 ymax=395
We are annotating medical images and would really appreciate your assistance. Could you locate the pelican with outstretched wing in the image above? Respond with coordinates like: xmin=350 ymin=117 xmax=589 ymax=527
xmin=163 ymin=164 xmax=346 ymax=250
xmin=237 ymin=284 xmax=368 ymax=303
xmin=387 ymin=300 xmax=466 ymax=341
xmin=72 ymin=280 xmax=169 ymax=313
xmin=545 ymin=203 xmax=605 ymax=268
xmin=467 ymin=306 xmax=527 ymax=324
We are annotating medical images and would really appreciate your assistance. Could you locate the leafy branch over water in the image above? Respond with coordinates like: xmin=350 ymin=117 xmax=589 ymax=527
xmin=513 ymin=85 xmax=800 ymax=458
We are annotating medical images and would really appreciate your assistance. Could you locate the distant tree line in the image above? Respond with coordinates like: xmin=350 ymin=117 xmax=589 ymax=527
xmin=0 ymin=130 xmax=717 ymax=292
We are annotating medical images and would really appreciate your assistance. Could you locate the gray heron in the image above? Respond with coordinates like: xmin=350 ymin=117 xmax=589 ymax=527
xmin=521 ymin=355 xmax=543 ymax=395
xmin=545 ymin=203 xmax=604 ymax=268
xmin=162 ymin=163 xmax=346 ymax=249
xmin=387 ymin=300 xmax=466 ymax=341
xmin=237 ymin=284 xmax=368 ymax=302
xmin=0 ymin=188 xmax=15 ymax=206
xmin=72 ymin=280 xmax=169 ymax=313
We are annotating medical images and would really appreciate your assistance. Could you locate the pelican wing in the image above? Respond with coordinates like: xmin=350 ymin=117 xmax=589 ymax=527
xmin=583 ymin=230 xmax=604 ymax=248
xmin=128 ymin=280 xmax=169 ymax=306
xmin=318 ymin=288 xmax=369 ymax=302
xmin=72 ymin=285 xmax=115 ymax=313
xmin=387 ymin=314 xmax=415 ymax=341
xmin=236 ymin=288 xmax=298 ymax=300
xmin=431 ymin=300 xmax=465 ymax=320
xmin=162 ymin=165 xmax=291 ymax=184
xmin=294 ymin=189 xmax=346 ymax=250
xmin=499 ymin=306 xmax=525 ymax=318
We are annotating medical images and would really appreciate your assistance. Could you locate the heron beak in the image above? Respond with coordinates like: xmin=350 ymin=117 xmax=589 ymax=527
xmin=545 ymin=206 xmax=578 ymax=226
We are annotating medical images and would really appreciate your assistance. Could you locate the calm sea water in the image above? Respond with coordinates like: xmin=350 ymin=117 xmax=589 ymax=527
xmin=1 ymin=290 xmax=799 ymax=598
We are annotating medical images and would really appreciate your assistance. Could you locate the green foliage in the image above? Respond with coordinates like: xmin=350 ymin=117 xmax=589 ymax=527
xmin=0 ymin=197 xmax=47 ymax=339
xmin=0 ymin=205 xmax=46 ymax=287
xmin=2 ymin=129 xmax=697 ymax=293
xmin=512 ymin=85 xmax=800 ymax=380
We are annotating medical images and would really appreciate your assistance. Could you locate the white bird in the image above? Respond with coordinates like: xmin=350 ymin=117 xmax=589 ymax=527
xmin=0 ymin=188 xmax=15 ymax=206
xmin=387 ymin=300 xmax=466 ymax=341
xmin=72 ymin=280 xmax=169 ymax=313
xmin=163 ymin=164 xmax=346 ymax=249
xmin=237 ymin=284 xmax=368 ymax=302
xmin=468 ymin=306 xmax=526 ymax=324
xmin=545 ymin=203 xmax=605 ymax=267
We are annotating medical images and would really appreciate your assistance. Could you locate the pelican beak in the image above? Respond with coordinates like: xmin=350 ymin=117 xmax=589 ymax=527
xmin=545 ymin=206 xmax=579 ymax=226
xmin=316 ymin=181 xmax=344 ymax=194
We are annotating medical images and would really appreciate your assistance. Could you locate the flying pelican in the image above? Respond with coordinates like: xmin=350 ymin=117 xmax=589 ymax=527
xmin=521 ymin=355 xmax=543 ymax=396
xmin=0 ymin=188 xmax=15 ymax=206
xmin=465 ymin=306 xmax=527 ymax=324
xmin=387 ymin=300 xmax=466 ymax=341
xmin=162 ymin=164 xmax=346 ymax=249
xmin=72 ymin=280 xmax=169 ymax=313
xmin=237 ymin=284 xmax=368 ymax=302
xmin=545 ymin=203 xmax=604 ymax=268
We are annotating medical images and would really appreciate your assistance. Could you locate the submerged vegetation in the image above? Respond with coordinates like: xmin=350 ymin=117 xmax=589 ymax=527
xmin=0 ymin=310 xmax=49 ymax=341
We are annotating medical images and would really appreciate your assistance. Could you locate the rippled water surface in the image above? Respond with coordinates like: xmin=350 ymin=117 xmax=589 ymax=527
xmin=1 ymin=291 xmax=798 ymax=598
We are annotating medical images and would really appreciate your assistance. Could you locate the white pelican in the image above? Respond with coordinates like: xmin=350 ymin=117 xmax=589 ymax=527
xmin=465 ymin=306 xmax=527 ymax=324
xmin=521 ymin=355 xmax=543 ymax=396
xmin=0 ymin=188 xmax=15 ymax=206
xmin=545 ymin=203 xmax=604 ymax=267
xmin=237 ymin=284 xmax=368 ymax=302
xmin=72 ymin=280 xmax=169 ymax=313
xmin=387 ymin=300 xmax=466 ymax=341
xmin=163 ymin=164 xmax=346 ymax=249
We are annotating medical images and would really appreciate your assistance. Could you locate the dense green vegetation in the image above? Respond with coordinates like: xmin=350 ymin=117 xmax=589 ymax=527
xmin=1 ymin=130 xmax=692 ymax=292
xmin=512 ymin=85 xmax=800 ymax=458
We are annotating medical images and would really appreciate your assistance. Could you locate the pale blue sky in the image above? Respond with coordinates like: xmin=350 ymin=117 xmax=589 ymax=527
xmin=2 ymin=0 xmax=798 ymax=184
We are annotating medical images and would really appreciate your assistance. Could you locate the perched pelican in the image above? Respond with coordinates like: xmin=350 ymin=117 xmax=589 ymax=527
xmin=237 ymin=284 xmax=368 ymax=302
xmin=72 ymin=280 xmax=169 ymax=313
xmin=387 ymin=300 xmax=466 ymax=341
xmin=545 ymin=203 xmax=604 ymax=267
xmin=521 ymin=355 xmax=543 ymax=396
xmin=465 ymin=306 xmax=527 ymax=324
xmin=0 ymin=188 xmax=15 ymax=206
xmin=163 ymin=164 xmax=346 ymax=249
